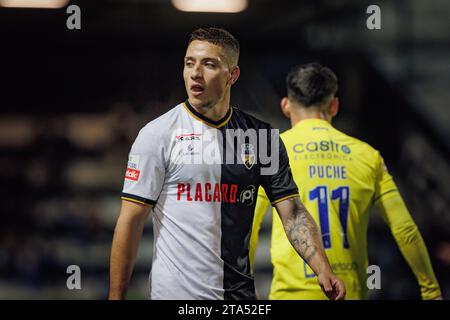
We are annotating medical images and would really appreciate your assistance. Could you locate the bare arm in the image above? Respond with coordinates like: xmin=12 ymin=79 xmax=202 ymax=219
xmin=109 ymin=200 xmax=152 ymax=300
xmin=274 ymin=196 xmax=346 ymax=300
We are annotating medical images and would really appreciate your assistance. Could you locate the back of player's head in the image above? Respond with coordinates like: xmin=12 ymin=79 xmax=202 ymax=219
xmin=188 ymin=27 xmax=240 ymax=67
xmin=286 ymin=63 xmax=338 ymax=108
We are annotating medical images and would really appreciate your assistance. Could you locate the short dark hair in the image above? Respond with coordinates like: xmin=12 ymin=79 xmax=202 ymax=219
xmin=286 ymin=63 xmax=338 ymax=108
xmin=188 ymin=27 xmax=240 ymax=66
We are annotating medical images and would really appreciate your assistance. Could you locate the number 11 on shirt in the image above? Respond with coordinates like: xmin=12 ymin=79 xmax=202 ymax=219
xmin=309 ymin=186 xmax=350 ymax=249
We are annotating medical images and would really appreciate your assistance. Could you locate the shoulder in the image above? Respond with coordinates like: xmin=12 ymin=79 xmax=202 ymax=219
xmin=140 ymin=104 xmax=182 ymax=135
xmin=231 ymin=107 xmax=273 ymax=130
xmin=132 ymin=103 xmax=182 ymax=151
xmin=335 ymin=129 xmax=381 ymax=160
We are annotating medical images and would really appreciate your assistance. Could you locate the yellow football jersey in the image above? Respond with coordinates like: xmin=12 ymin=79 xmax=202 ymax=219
xmin=251 ymin=118 xmax=441 ymax=300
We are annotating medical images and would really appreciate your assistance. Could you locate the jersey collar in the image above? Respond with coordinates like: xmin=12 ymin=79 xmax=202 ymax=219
xmin=293 ymin=118 xmax=332 ymax=130
xmin=183 ymin=100 xmax=233 ymax=129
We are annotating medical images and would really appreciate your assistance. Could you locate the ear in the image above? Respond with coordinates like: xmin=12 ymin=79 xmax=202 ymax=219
xmin=228 ymin=66 xmax=240 ymax=86
xmin=330 ymin=97 xmax=339 ymax=118
xmin=280 ymin=97 xmax=291 ymax=118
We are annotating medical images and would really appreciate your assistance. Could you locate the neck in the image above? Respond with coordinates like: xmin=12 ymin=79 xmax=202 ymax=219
xmin=189 ymin=91 xmax=231 ymax=122
xmin=290 ymin=107 xmax=331 ymax=127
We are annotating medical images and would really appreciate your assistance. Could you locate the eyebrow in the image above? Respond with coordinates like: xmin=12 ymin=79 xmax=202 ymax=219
xmin=184 ymin=56 xmax=220 ymax=63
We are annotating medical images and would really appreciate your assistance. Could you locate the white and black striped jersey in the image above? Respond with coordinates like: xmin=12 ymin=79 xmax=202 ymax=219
xmin=122 ymin=100 xmax=298 ymax=300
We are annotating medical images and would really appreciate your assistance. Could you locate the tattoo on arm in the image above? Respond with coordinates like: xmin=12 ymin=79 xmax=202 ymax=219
xmin=283 ymin=198 xmax=320 ymax=263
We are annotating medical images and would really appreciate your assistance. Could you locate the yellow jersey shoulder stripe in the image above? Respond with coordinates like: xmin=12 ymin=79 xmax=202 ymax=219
xmin=121 ymin=196 xmax=153 ymax=207
xmin=271 ymin=194 xmax=299 ymax=205
xmin=121 ymin=192 xmax=156 ymax=206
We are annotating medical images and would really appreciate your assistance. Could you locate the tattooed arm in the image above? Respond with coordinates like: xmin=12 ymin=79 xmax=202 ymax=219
xmin=275 ymin=196 xmax=346 ymax=300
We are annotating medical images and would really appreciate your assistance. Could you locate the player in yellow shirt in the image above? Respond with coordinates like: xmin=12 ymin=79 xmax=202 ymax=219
xmin=250 ymin=63 xmax=442 ymax=300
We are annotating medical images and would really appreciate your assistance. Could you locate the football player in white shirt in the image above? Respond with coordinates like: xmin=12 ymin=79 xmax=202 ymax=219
xmin=109 ymin=27 xmax=345 ymax=300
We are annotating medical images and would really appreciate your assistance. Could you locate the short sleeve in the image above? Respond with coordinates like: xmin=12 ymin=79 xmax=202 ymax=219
xmin=260 ymin=131 xmax=299 ymax=204
xmin=121 ymin=126 xmax=166 ymax=206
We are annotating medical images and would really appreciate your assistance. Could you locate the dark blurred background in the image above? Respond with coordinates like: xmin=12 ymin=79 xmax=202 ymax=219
xmin=0 ymin=0 xmax=449 ymax=299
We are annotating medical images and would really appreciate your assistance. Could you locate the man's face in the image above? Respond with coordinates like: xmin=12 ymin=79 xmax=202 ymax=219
xmin=183 ymin=40 xmax=233 ymax=109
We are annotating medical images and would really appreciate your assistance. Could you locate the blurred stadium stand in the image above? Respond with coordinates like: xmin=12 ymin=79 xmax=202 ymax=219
xmin=0 ymin=0 xmax=448 ymax=299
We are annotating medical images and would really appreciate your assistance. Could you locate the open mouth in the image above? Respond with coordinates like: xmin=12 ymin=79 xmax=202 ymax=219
xmin=190 ymin=84 xmax=205 ymax=95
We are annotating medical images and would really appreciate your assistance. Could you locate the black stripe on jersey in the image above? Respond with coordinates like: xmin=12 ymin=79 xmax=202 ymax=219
xmin=372 ymin=189 xmax=399 ymax=204
xmin=220 ymin=166 xmax=257 ymax=300
xmin=121 ymin=193 xmax=156 ymax=206
xmin=218 ymin=107 xmax=298 ymax=300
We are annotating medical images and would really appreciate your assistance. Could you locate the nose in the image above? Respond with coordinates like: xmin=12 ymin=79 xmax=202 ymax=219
xmin=190 ymin=64 xmax=203 ymax=80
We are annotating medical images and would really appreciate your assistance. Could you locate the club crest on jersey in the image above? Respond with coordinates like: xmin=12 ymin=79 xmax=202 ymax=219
xmin=241 ymin=143 xmax=255 ymax=170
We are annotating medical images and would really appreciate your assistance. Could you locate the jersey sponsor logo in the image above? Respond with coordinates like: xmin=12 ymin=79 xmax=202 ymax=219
xmin=241 ymin=143 xmax=255 ymax=170
xmin=177 ymin=143 xmax=201 ymax=157
xmin=240 ymin=185 xmax=256 ymax=206
xmin=128 ymin=154 xmax=140 ymax=169
xmin=175 ymin=133 xmax=202 ymax=142
xmin=293 ymin=140 xmax=351 ymax=154
xmin=177 ymin=182 xmax=238 ymax=203
xmin=125 ymin=168 xmax=140 ymax=181
xmin=332 ymin=262 xmax=359 ymax=272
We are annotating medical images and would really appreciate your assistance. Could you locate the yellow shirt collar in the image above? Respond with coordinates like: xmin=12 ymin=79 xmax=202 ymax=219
xmin=292 ymin=118 xmax=332 ymax=130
